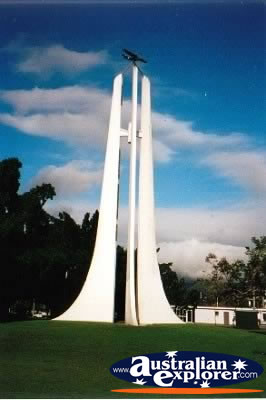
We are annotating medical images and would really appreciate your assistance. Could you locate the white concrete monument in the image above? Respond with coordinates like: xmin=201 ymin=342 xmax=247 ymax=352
xmin=55 ymin=52 xmax=183 ymax=325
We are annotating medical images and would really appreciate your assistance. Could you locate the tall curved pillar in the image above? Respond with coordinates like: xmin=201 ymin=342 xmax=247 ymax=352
xmin=137 ymin=76 xmax=184 ymax=325
xmin=125 ymin=65 xmax=139 ymax=326
xmin=54 ymin=74 xmax=123 ymax=322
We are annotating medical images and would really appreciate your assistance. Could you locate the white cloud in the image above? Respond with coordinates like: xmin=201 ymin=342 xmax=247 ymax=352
xmin=152 ymin=112 xmax=246 ymax=148
xmin=0 ymin=86 xmax=250 ymax=164
xmin=45 ymin=199 xmax=98 ymax=224
xmin=153 ymin=139 xmax=176 ymax=163
xmin=157 ymin=239 xmax=248 ymax=278
xmin=45 ymin=198 xmax=263 ymax=278
xmin=155 ymin=206 xmax=265 ymax=247
xmin=202 ymin=151 xmax=266 ymax=196
xmin=31 ymin=160 xmax=103 ymax=196
xmin=117 ymin=203 xmax=265 ymax=278
xmin=0 ymin=85 xmax=109 ymax=114
xmin=50 ymin=199 xmax=264 ymax=253
xmin=16 ymin=45 xmax=108 ymax=77
xmin=0 ymin=110 xmax=108 ymax=147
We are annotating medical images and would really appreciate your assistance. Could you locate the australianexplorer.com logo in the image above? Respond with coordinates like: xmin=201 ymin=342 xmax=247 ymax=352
xmin=110 ymin=351 xmax=263 ymax=394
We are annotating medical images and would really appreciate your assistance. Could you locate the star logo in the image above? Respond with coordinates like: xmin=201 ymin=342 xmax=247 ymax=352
xmin=231 ymin=359 xmax=248 ymax=371
xmin=132 ymin=378 xmax=147 ymax=385
xmin=165 ymin=351 xmax=178 ymax=358
xmin=200 ymin=380 xmax=210 ymax=388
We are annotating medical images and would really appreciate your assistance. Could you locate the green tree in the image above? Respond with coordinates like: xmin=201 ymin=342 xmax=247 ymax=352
xmin=0 ymin=157 xmax=22 ymax=216
xmin=160 ymin=262 xmax=186 ymax=306
xmin=42 ymin=210 xmax=99 ymax=317
xmin=242 ymin=236 xmax=266 ymax=307
xmin=0 ymin=157 xmax=100 ymax=319
xmin=114 ymin=245 xmax=127 ymax=321
xmin=0 ymin=158 xmax=23 ymax=317
xmin=200 ymin=237 xmax=266 ymax=307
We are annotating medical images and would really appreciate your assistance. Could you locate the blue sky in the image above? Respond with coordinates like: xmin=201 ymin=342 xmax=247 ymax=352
xmin=0 ymin=1 xmax=265 ymax=276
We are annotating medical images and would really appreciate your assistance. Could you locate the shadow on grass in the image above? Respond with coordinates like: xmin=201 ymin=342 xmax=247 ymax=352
xmin=0 ymin=316 xmax=51 ymax=323
xmin=249 ymin=330 xmax=266 ymax=336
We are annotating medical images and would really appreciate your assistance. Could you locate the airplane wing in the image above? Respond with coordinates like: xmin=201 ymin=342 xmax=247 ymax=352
xmin=123 ymin=48 xmax=138 ymax=58
xmin=138 ymin=57 xmax=147 ymax=63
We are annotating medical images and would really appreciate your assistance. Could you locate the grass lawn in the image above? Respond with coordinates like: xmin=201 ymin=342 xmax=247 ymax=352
xmin=0 ymin=321 xmax=266 ymax=398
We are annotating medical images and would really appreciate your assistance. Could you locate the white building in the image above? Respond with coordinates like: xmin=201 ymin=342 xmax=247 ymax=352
xmin=194 ymin=306 xmax=266 ymax=327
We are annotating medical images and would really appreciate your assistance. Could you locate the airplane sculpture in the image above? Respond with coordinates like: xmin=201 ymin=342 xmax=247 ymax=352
xmin=122 ymin=48 xmax=147 ymax=64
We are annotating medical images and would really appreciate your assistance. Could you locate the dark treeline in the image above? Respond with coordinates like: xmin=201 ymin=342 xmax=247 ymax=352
xmin=0 ymin=158 xmax=99 ymax=319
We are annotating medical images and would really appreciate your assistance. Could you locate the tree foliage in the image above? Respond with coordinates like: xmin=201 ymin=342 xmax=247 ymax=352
xmin=0 ymin=157 xmax=22 ymax=216
xmin=199 ymin=238 xmax=266 ymax=307
xmin=160 ymin=262 xmax=186 ymax=306
xmin=0 ymin=158 xmax=99 ymax=319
